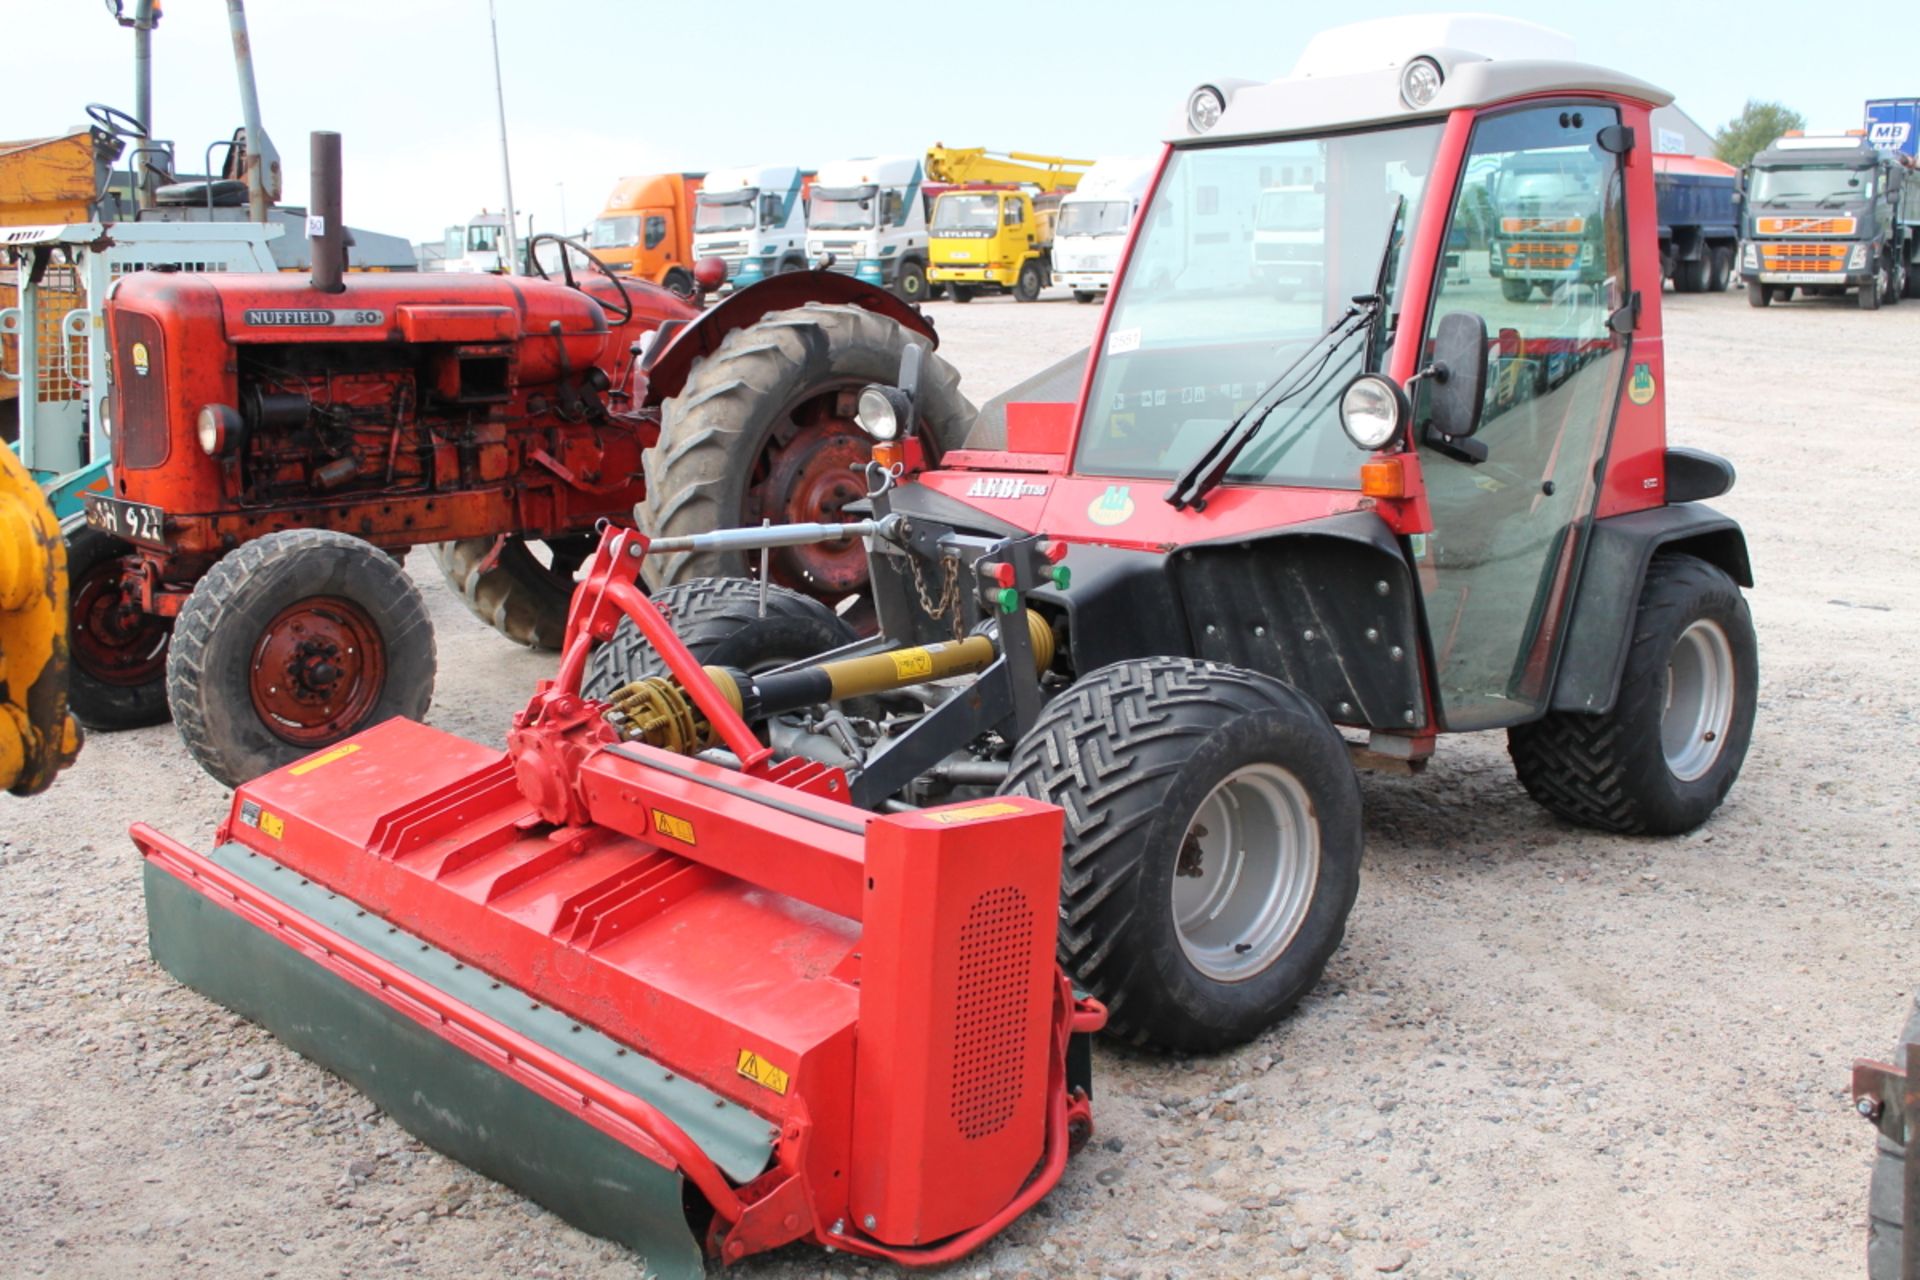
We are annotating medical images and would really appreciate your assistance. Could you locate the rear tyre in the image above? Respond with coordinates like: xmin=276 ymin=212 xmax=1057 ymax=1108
xmin=1000 ymin=657 xmax=1363 ymax=1053
xmin=1500 ymin=278 xmax=1532 ymax=303
xmin=1677 ymin=252 xmax=1710 ymax=294
xmin=1746 ymin=281 xmax=1772 ymax=308
xmin=1904 ymin=255 xmax=1920 ymax=299
xmin=431 ymin=534 xmax=591 ymax=650
xmin=948 ymin=284 xmax=975 ymax=303
xmin=1013 ymin=261 xmax=1044 ymax=303
xmin=1508 ymin=554 xmax=1757 ymax=835
xmin=167 ymin=529 xmax=436 ymax=788
xmin=1868 ymin=993 xmax=1920 ymax=1279
xmin=580 ymin=576 xmax=856 ymax=702
xmin=1708 ymin=246 xmax=1734 ymax=292
xmin=64 ymin=524 xmax=171 ymax=729
xmin=892 ymin=259 xmax=928 ymax=304
xmin=1888 ymin=258 xmax=1906 ymax=306
xmin=638 ymin=303 xmax=974 ymax=623
xmin=1072 ymin=290 xmax=1097 ymax=304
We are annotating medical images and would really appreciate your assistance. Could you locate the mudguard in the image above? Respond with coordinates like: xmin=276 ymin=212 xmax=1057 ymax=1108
xmin=1549 ymin=502 xmax=1752 ymax=715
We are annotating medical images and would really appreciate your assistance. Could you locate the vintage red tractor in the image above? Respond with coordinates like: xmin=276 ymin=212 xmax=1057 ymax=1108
xmin=77 ymin=134 xmax=972 ymax=784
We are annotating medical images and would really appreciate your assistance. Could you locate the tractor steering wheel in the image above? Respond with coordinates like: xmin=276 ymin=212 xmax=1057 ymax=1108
xmin=86 ymin=103 xmax=148 ymax=139
xmin=525 ymin=233 xmax=633 ymax=327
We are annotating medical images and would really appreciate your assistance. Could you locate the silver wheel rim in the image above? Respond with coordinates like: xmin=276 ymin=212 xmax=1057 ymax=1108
xmin=1171 ymin=763 xmax=1320 ymax=982
xmin=1662 ymin=619 xmax=1735 ymax=782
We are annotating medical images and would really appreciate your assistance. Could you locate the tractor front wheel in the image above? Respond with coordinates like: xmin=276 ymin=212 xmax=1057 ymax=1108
xmin=1508 ymin=553 xmax=1756 ymax=835
xmin=167 ymin=529 xmax=436 ymax=787
xmin=1001 ymin=657 xmax=1362 ymax=1054
xmin=431 ymin=533 xmax=594 ymax=650
xmin=638 ymin=303 xmax=974 ymax=629
xmin=579 ymin=576 xmax=856 ymax=703
xmin=64 ymin=525 xmax=171 ymax=730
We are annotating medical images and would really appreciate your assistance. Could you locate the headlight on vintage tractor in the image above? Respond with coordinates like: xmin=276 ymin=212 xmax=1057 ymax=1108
xmin=196 ymin=403 xmax=242 ymax=456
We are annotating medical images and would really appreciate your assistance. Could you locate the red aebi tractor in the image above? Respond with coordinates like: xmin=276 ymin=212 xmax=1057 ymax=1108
xmin=574 ymin=35 xmax=1760 ymax=1053
xmin=77 ymin=133 xmax=970 ymax=785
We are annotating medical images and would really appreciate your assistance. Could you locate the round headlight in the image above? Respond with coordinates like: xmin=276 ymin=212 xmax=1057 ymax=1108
xmin=196 ymin=403 xmax=240 ymax=456
xmin=855 ymin=385 xmax=908 ymax=441
xmin=1338 ymin=375 xmax=1409 ymax=451
xmin=1399 ymin=57 xmax=1443 ymax=109
xmin=1186 ymin=84 xmax=1227 ymax=135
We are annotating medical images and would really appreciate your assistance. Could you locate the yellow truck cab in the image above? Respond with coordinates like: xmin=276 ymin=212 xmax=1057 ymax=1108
xmin=924 ymin=146 xmax=1090 ymax=302
xmin=587 ymin=172 xmax=705 ymax=298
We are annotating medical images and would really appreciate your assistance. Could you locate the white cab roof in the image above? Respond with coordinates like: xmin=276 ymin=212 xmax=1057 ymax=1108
xmin=701 ymin=164 xmax=802 ymax=192
xmin=1062 ymin=156 xmax=1157 ymax=202
xmin=813 ymin=156 xmax=920 ymax=188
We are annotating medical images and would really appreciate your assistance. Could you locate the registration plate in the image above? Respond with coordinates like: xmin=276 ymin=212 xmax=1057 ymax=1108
xmin=83 ymin=494 xmax=167 ymax=546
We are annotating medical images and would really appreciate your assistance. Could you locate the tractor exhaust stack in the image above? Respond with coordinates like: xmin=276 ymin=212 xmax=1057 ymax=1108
xmin=309 ymin=131 xmax=345 ymax=294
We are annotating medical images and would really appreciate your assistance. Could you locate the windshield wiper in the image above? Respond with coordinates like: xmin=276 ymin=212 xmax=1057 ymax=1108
xmin=1163 ymin=194 xmax=1406 ymax=513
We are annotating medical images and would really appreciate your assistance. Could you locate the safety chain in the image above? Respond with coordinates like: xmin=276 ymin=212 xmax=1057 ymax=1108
xmin=906 ymin=552 xmax=964 ymax=640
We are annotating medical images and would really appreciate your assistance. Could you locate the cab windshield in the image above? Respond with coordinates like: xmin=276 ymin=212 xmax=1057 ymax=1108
xmin=1075 ymin=122 xmax=1445 ymax=488
xmin=1255 ymin=189 xmax=1321 ymax=233
xmin=467 ymin=223 xmax=501 ymax=252
xmin=590 ymin=215 xmax=639 ymax=248
xmin=811 ymin=186 xmax=878 ymax=230
xmin=1750 ymin=164 xmax=1874 ymax=205
xmin=695 ymin=191 xmax=757 ymax=233
xmin=933 ymin=194 xmax=1000 ymax=231
xmin=1057 ymin=199 xmax=1131 ymax=237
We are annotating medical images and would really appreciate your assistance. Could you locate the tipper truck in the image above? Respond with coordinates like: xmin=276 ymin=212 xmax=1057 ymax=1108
xmin=804 ymin=155 xmax=932 ymax=302
xmin=1052 ymin=156 xmax=1156 ymax=303
xmin=1739 ymin=130 xmax=1920 ymax=309
xmin=691 ymin=164 xmax=813 ymax=290
xmin=588 ymin=172 xmax=705 ymax=297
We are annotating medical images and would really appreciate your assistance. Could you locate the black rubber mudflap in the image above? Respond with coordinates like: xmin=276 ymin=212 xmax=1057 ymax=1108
xmin=143 ymin=859 xmax=710 ymax=1279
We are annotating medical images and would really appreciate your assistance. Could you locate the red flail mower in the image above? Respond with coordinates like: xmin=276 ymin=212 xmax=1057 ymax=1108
xmin=136 ymin=525 xmax=1103 ymax=1275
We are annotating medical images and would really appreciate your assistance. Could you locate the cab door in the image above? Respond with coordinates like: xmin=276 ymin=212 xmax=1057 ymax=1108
xmin=1415 ymin=103 xmax=1633 ymax=731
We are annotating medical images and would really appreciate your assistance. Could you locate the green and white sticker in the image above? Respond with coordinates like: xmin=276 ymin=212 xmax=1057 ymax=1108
xmin=1628 ymin=362 xmax=1657 ymax=406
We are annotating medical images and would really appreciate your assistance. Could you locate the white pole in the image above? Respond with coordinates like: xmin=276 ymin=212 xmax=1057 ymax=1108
xmin=487 ymin=0 xmax=519 ymax=274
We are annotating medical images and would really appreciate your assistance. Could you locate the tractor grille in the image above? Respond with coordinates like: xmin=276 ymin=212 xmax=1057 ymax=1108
xmin=1757 ymin=215 xmax=1856 ymax=236
xmin=113 ymin=310 xmax=170 ymax=470
xmin=1501 ymin=215 xmax=1586 ymax=234
xmin=1505 ymin=240 xmax=1579 ymax=270
xmin=949 ymin=885 xmax=1034 ymax=1141
xmin=1760 ymin=242 xmax=1849 ymax=271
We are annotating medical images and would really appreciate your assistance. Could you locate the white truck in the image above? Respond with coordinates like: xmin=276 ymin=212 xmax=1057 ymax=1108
xmin=804 ymin=155 xmax=931 ymax=301
xmin=692 ymin=164 xmax=813 ymax=289
xmin=1252 ymin=184 xmax=1327 ymax=299
xmin=1051 ymin=156 xmax=1156 ymax=303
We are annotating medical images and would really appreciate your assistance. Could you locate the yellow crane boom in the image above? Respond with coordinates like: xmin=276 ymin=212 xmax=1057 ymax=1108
xmin=923 ymin=146 xmax=1095 ymax=191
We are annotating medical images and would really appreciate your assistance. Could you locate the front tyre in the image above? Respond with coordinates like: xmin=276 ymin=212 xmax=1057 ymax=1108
xmin=1013 ymin=261 xmax=1044 ymax=302
xmin=166 ymin=529 xmax=436 ymax=788
xmin=64 ymin=524 xmax=171 ymax=729
xmin=1746 ymin=281 xmax=1772 ymax=308
xmin=892 ymin=259 xmax=928 ymax=304
xmin=1001 ymin=657 xmax=1362 ymax=1054
xmin=1508 ymin=554 xmax=1757 ymax=835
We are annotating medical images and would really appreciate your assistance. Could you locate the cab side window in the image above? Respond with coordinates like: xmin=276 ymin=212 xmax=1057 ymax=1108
xmin=643 ymin=215 xmax=667 ymax=250
xmin=1003 ymin=199 xmax=1024 ymax=228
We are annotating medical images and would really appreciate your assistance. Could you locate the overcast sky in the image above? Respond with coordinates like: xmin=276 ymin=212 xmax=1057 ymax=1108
xmin=4 ymin=1 xmax=1901 ymax=245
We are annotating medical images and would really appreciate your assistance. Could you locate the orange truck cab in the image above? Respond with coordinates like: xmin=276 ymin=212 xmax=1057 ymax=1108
xmin=588 ymin=172 xmax=705 ymax=298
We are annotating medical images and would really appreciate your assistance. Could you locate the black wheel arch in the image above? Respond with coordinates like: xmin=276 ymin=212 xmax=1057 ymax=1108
xmin=1548 ymin=502 xmax=1753 ymax=717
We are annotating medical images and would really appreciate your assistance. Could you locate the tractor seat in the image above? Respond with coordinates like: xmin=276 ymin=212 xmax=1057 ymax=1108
xmin=154 ymin=179 xmax=247 ymax=208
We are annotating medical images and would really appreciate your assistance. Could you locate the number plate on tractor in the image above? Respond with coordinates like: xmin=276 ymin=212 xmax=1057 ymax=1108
xmin=83 ymin=494 xmax=167 ymax=546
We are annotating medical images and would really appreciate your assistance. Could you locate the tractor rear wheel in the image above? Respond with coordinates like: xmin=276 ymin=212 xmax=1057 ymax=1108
xmin=64 ymin=524 xmax=171 ymax=730
xmin=1013 ymin=261 xmax=1044 ymax=303
xmin=1508 ymin=554 xmax=1756 ymax=835
xmin=579 ymin=576 xmax=855 ymax=702
xmin=1000 ymin=657 xmax=1362 ymax=1054
xmin=1868 ymin=993 xmax=1920 ymax=1279
xmin=167 ymin=529 xmax=436 ymax=787
xmin=638 ymin=303 xmax=974 ymax=628
xmin=431 ymin=533 xmax=593 ymax=651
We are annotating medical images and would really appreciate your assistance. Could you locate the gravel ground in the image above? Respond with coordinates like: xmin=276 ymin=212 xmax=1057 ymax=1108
xmin=2 ymin=284 xmax=1916 ymax=1280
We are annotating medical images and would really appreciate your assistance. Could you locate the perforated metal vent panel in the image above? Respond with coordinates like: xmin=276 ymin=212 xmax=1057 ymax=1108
xmin=949 ymin=885 xmax=1035 ymax=1141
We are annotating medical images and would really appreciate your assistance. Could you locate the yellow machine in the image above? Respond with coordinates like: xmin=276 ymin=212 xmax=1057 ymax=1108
xmin=924 ymin=146 xmax=1092 ymax=302
xmin=0 ymin=440 xmax=80 ymax=796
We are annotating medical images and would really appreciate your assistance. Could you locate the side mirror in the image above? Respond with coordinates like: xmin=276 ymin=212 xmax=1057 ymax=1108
xmin=1425 ymin=311 xmax=1489 ymax=441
